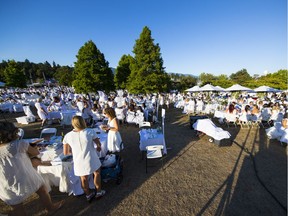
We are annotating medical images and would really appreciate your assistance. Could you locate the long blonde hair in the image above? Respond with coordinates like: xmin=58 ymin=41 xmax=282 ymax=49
xmin=72 ymin=116 xmax=87 ymax=130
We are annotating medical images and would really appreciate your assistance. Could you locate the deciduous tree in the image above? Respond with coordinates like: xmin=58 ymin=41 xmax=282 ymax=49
xmin=3 ymin=60 xmax=27 ymax=87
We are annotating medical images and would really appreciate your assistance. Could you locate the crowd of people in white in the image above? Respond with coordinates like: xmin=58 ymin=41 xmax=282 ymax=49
xmin=0 ymin=86 xmax=287 ymax=145
xmin=0 ymin=86 xmax=160 ymax=128
xmin=175 ymin=90 xmax=288 ymax=145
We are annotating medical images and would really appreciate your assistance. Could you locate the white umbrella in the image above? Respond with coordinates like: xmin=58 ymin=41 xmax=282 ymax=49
xmin=254 ymin=86 xmax=281 ymax=92
xmin=200 ymin=84 xmax=219 ymax=91
xmin=225 ymin=84 xmax=253 ymax=92
xmin=185 ymin=86 xmax=201 ymax=92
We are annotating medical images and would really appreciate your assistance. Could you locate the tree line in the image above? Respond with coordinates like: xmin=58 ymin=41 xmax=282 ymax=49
xmin=0 ymin=26 xmax=287 ymax=93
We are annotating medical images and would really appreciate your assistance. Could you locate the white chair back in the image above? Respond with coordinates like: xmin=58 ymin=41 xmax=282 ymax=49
xmin=40 ymin=128 xmax=57 ymax=139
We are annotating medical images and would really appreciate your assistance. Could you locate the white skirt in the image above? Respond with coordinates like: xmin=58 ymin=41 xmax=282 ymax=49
xmin=107 ymin=131 xmax=123 ymax=152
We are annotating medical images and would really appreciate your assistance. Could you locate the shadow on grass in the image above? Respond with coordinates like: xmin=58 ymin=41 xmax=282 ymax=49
xmin=196 ymin=123 xmax=287 ymax=216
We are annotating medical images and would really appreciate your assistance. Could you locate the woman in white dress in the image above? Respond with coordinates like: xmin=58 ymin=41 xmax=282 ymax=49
xmin=63 ymin=116 xmax=105 ymax=202
xmin=35 ymin=97 xmax=50 ymax=128
xmin=103 ymin=107 xmax=123 ymax=152
xmin=0 ymin=122 xmax=64 ymax=215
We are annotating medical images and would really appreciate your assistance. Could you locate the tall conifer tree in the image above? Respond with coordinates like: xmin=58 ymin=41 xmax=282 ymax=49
xmin=127 ymin=26 xmax=170 ymax=93
xmin=114 ymin=54 xmax=134 ymax=90
xmin=73 ymin=40 xmax=114 ymax=93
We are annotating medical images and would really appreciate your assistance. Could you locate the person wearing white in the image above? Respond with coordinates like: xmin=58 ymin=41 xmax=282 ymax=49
xmin=102 ymin=107 xmax=123 ymax=152
xmin=35 ymin=97 xmax=50 ymax=128
xmin=0 ymin=122 xmax=64 ymax=215
xmin=63 ymin=116 xmax=105 ymax=202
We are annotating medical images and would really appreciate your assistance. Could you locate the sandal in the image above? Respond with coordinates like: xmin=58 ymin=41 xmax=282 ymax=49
xmin=95 ymin=190 xmax=106 ymax=199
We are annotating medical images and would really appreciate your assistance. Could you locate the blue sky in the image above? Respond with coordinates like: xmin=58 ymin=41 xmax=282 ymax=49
xmin=0 ymin=0 xmax=286 ymax=76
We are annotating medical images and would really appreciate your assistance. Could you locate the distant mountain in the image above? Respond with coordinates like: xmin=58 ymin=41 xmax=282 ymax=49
xmin=167 ymin=71 xmax=198 ymax=78
xmin=110 ymin=67 xmax=116 ymax=74
xmin=110 ymin=67 xmax=198 ymax=78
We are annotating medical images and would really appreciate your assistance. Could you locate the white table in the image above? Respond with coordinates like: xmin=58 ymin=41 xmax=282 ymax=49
xmin=48 ymin=111 xmax=61 ymax=119
xmin=36 ymin=132 xmax=107 ymax=195
xmin=0 ymin=102 xmax=13 ymax=112
xmin=37 ymin=161 xmax=73 ymax=193
xmin=38 ymin=136 xmax=63 ymax=161
xmin=60 ymin=110 xmax=77 ymax=127
xmin=214 ymin=110 xmax=226 ymax=119
xmin=93 ymin=128 xmax=108 ymax=158
xmin=23 ymin=137 xmax=63 ymax=161
xmin=139 ymin=129 xmax=167 ymax=154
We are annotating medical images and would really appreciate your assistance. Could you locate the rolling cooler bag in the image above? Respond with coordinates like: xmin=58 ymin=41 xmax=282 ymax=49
xmin=100 ymin=154 xmax=123 ymax=185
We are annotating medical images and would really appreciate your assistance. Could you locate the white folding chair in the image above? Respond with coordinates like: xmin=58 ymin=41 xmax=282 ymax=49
xmin=115 ymin=107 xmax=125 ymax=124
xmin=238 ymin=113 xmax=251 ymax=128
xmin=139 ymin=121 xmax=151 ymax=128
xmin=40 ymin=128 xmax=57 ymax=139
xmin=126 ymin=111 xmax=136 ymax=124
xmin=145 ymin=145 xmax=164 ymax=173
xmin=224 ymin=113 xmax=238 ymax=128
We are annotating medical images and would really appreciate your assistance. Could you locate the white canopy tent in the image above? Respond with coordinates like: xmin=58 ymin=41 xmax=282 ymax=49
xmin=215 ymin=86 xmax=225 ymax=91
xmin=200 ymin=84 xmax=219 ymax=92
xmin=225 ymin=84 xmax=253 ymax=92
xmin=185 ymin=86 xmax=201 ymax=92
xmin=253 ymin=85 xmax=282 ymax=93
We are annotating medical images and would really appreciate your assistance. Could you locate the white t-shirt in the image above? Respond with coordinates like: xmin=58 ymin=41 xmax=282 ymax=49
xmin=63 ymin=128 xmax=101 ymax=176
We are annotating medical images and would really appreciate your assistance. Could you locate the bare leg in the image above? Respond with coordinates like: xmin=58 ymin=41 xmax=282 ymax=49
xmin=36 ymin=185 xmax=64 ymax=212
xmin=93 ymin=169 xmax=101 ymax=192
xmin=80 ymin=175 xmax=92 ymax=196
xmin=36 ymin=185 xmax=54 ymax=210
xmin=41 ymin=119 xmax=47 ymax=127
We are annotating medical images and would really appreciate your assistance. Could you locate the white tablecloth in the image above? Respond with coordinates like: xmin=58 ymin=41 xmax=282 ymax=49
xmin=0 ymin=102 xmax=13 ymax=112
xmin=49 ymin=111 xmax=61 ymax=119
xmin=214 ymin=110 xmax=226 ymax=119
xmin=60 ymin=110 xmax=77 ymax=126
xmin=23 ymin=137 xmax=63 ymax=161
xmin=93 ymin=128 xmax=108 ymax=158
xmin=37 ymin=136 xmax=63 ymax=161
xmin=37 ymin=162 xmax=73 ymax=193
xmin=139 ymin=129 xmax=167 ymax=154
xmin=193 ymin=119 xmax=231 ymax=140
xmin=36 ymin=131 xmax=107 ymax=195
